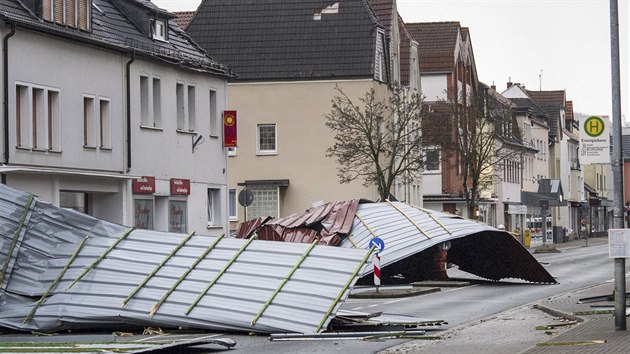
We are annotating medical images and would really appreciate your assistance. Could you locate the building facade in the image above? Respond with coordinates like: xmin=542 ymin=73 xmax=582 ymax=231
xmin=0 ymin=0 xmax=231 ymax=235
xmin=185 ymin=0 xmax=423 ymax=231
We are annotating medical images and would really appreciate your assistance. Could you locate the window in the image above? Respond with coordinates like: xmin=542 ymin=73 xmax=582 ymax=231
xmin=134 ymin=198 xmax=154 ymax=230
xmin=152 ymin=78 xmax=162 ymax=127
xmin=247 ymin=186 xmax=279 ymax=220
xmin=99 ymin=99 xmax=111 ymax=148
xmin=15 ymin=84 xmax=61 ymax=151
xmin=187 ymin=85 xmax=196 ymax=131
xmin=168 ymin=200 xmax=187 ymax=233
xmin=176 ymin=83 xmax=185 ymax=130
xmin=229 ymin=189 xmax=237 ymax=220
xmin=176 ymin=82 xmax=196 ymax=132
xmin=207 ymin=188 xmax=222 ymax=227
xmin=152 ymin=19 xmax=167 ymax=41
xmin=83 ymin=96 xmax=95 ymax=147
xmin=257 ymin=124 xmax=277 ymax=154
xmin=43 ymin=0 xmax=91 ymax=31
xmin=209 ymin=90 xmax=218 ymax=136
xmin=140 ymin=75 xmax=162 ymax=128
xmin=424 ymin=148 xmax=440 ymax=172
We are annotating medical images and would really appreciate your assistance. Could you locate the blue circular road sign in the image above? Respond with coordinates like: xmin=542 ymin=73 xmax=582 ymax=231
xmin=369 ymin=237 xmax=385 ymax=253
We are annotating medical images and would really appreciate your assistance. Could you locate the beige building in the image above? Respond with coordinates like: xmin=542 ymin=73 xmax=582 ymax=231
xmin=184 ymin=0 xmax=422 ymax=230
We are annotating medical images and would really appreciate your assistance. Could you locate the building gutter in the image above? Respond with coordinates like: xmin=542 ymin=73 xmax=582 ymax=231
xmin=125 ymin=51 xmax=135 ymax=173
xmin=2 ymin=21 xmax=16 ymax=184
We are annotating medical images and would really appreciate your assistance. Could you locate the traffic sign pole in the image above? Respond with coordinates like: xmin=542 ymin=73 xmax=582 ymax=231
xmin=374 ymin=253 xmax=381 ymax=292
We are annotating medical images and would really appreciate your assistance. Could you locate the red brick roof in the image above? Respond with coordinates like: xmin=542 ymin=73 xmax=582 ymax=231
xmin=406 ymin=21 xmax=460 ymax=72
xmin=399 ymin=15 xmax=413 ymax=86
xmin=174 ymin=11 xmax=195 ymax=30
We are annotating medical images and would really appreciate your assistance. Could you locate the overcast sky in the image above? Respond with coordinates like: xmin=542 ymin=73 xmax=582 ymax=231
xmin=152 ymin=0 xmax=628 ymax=120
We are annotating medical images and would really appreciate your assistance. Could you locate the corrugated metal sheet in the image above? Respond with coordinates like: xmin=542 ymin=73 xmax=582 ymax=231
xmin=237 ymin=200 xmax=556 ymax=284
xmin=344 ymin=202 xmax=556 ymax=283
xmin=0 ymin=185 xmax=373 ymax=333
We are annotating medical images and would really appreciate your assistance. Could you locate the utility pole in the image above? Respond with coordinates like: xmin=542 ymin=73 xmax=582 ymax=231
xmin=609 ymin=0 xmax=625 ymax=331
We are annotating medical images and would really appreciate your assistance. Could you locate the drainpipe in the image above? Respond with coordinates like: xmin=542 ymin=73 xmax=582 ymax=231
xmin=125 ymin=51 xmax=135 ymax=173
xmin=2 ymin=22 xmax=16 ymax=184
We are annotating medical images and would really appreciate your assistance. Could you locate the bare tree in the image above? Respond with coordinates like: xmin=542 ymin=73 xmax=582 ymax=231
xmin=425 ymin=86 xmax=526 ymax=217
xmin=325 ymin=84 xmax=426 ymax=201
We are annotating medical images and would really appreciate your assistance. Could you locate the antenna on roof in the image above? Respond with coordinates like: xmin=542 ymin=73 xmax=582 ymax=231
xmin=539 ymin=69 xmax=543 ymax=91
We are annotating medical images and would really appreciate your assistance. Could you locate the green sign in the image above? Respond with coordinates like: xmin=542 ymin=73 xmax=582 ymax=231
xmin=583 ymin=116 xmax=605 ymax=137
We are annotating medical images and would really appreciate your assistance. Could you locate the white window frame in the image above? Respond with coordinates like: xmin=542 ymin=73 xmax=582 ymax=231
xmin=15 ymin=83 xmax=61 ymax=152
xmin=228 ymin=189 xmax=238 ymax=221
xmin=423 ymin=147 xmax=441 ymax=173
xmin=256 ymin=123 xmax=277 ymax=155
xmin=152 ymin=19 xmax=167 ymax=41
xmin=207 ymin=187 xmax=222 ymax=227
xmin=83 ymin=95 xmax=96 ymax=148
xmin=99 ymin=98 xmax=111 ymax=149
xmin=176 ymin=82 xmax=197 ymax=133
xmin=140 ymin=74 xmax=162 ymax=129
xmin=209 ymin=89 xmax=219 ymax=137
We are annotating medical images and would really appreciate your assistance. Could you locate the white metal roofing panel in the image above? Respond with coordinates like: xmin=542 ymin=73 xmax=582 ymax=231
xmin=0 ymin=184 xmax=372 ymax=334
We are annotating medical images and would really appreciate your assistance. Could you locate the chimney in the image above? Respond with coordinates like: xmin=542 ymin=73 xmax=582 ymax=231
xmin=491 ymin=84 xmax=496 ymax=91
xmin=507 ymin=81 xmax=513 ymax=89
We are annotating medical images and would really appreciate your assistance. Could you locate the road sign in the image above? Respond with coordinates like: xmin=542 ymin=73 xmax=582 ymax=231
xmin=373 ymin=253 xmax=381 ymax=286
xmin=580 ymin=115 xmax=610 ymax=165
xmin=238 ymin=188 xmax=254 ymax=207
xmin=369 ymin=237 xmax=385 ymax=253
xmin=609 ymin=229 xmax=630 ymax=258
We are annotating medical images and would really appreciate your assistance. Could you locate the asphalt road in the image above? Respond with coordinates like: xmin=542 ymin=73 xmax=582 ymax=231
xmin=0 ymin=242 xmax=617 ymax=354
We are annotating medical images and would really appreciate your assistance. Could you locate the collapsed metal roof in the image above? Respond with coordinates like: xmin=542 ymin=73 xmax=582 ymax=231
xmin=237 ymin=200 xmax=556 ymax=284
xmin=0 ymin=184 xmax=373 ymax=333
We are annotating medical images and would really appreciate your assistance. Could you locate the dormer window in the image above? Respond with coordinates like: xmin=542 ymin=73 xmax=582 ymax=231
xmin=42 ymin=0 xmax=91 ymax=31
xmin=152 ymin=19 xmax=168 ymax=41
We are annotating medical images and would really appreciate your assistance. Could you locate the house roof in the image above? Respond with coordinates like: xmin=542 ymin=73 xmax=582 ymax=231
xmin=174 ymin=10 xmax=195 ymax=30
xmin=368 ymin=0 xmax=394 ymax=37
xmin=186 ymin=0 xmax=382 ymax=81
xmin=406 ymin=21 xmax=460 ymax=72
xmin=0 ymin=0 xmax=231 ymax=77
xmin=527 ymin=90 xmax=566 ymax=138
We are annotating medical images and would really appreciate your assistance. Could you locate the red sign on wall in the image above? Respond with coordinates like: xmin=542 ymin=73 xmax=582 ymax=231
xmin=132 ymin=176 xmax=155 ymax=194
xmin=170 ymin=178 xmax=191 ymax=195
xmin=224 ymin=110 xmax=237 ymax=147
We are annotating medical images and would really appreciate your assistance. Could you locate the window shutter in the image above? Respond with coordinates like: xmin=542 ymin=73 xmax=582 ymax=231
xmin=78 ymin=0 xmax=89 ymax=30
xmin=83 ymin=98 xmax=87 ymax=146
xmin=42 ymin=0 xmax=52 ymax=21
xmin=32 ymin=93 xmax=37 ymax=149
xmin=48 ymin=92 xmax=53 ymax=149
xmin=66 ymin=0 xmax=76 ymax=27
xmin=54 ymin=0 xmax=64 ymax=24
xmin=16 ymin=88 xmax=21 ymax=147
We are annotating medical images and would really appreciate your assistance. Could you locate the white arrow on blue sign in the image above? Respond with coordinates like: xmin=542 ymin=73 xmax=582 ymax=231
xmin=369 ymin=237 xmax=385 ymax=253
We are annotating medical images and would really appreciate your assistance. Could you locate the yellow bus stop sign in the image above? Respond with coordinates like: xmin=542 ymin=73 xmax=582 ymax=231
xmin=583 ymin=116 xmax=605 ymax=137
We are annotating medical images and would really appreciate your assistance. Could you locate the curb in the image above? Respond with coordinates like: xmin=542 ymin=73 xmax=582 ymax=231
xmin=533 ymin=303 xmax=584 ymax=323
xmin=349 ymin=287 xmax=441 ymax=299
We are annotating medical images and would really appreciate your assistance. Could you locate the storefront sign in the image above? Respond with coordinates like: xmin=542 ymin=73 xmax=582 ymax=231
xmin=170 ymin=178 xmax=191 ymax=195
xmin=132 ymin=176 xmax=155 ymax=194
xmin=224 ymin=110 xmax=238 ymax=147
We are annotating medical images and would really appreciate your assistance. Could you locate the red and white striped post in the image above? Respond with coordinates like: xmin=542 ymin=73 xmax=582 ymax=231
xmin=374 ymin=253 xmax=381 ymax=292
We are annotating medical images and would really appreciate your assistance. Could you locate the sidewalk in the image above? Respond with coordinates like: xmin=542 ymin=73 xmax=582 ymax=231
xmin=522 ymin=235 xmax=630 ymax=354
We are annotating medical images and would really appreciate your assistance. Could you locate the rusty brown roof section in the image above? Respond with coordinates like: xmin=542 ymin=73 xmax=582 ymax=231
xmin=566 ymin=100 xmax=574 ymax=121
xmin=406 ymin=21 xmax=460 ymax=72
xmin=236 ymin=199 xmax=361 ymax=246
xmin=174 ymin=11 xmax=195 ymax=30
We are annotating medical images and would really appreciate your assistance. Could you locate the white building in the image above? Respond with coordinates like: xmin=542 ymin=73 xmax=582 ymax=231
xmin=0 ymin=0 xmax=232 ymax=235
